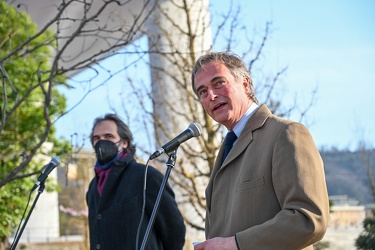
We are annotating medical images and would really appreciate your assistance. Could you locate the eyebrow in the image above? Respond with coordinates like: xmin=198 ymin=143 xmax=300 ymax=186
xmin=195 ymin=76 xmax=225 ymax=94
xmin=92 ymin=133 xmax=114 ymax=139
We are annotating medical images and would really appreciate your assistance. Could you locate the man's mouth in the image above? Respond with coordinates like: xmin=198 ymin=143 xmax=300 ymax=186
xmin=213 ymin=103 xmax=225 ymax=111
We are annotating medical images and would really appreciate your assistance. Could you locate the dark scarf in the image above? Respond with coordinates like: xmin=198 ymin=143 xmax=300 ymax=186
xmin=94 ymin=150 xmax=128 ymax=195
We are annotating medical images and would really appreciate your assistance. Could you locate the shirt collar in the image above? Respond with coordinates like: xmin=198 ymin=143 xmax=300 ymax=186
xmin=232 ymin=102 xmax=259 ymax=137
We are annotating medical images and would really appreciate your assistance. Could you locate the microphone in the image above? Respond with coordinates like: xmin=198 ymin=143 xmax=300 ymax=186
xmin=150 ymin=123 xmax=202 ymax=160
xmin=31 ymin=156 xmax=61 ymax=191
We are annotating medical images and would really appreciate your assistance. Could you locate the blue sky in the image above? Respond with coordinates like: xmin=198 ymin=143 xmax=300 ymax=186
xmin=56 ymin=0 xmax=375 ymax=151
xmin=212 ymin=0 xmax=375 ymax=150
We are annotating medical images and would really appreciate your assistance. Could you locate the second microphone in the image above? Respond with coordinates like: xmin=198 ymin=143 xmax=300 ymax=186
xmin=149 ymin=123 xmax=202 ymax=160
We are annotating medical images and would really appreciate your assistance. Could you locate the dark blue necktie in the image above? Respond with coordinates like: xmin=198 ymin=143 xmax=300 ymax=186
xmin=222 ymin=131 xmax=237 ymax=163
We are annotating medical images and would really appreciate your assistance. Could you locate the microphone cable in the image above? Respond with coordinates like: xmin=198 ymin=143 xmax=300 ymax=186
xmin=135 ymin=159 xmax=150 ymax=250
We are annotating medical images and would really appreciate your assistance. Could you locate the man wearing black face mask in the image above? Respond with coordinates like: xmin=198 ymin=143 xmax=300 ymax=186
xmin=86 ymin=113 xmax=186 ymax=250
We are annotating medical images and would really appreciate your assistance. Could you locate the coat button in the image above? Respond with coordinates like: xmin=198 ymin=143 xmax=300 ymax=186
xmin=96 ymin=244 xmax=101 ymax=249
xmin=97 ymin=214 xmax=102 ymax=219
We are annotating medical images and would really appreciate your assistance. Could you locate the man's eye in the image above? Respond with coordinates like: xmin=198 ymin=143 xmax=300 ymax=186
xmin=216 ymin=80 xmax=225 ymax=86
xmin=199 ymin=89 xmax=207 ymax=97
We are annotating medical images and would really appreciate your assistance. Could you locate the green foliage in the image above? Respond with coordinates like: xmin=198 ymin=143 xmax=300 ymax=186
xmin=0 ymin=179 xmax=32 ymax=237
xmin=356 ymin=207 xmax=375 ymax=249
xmin=0 ymin=0 xmax=70 ymax=242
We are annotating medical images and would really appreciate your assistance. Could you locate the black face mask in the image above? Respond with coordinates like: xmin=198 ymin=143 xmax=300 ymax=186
xmin=94 ymin=140 xmax=119 ymax=165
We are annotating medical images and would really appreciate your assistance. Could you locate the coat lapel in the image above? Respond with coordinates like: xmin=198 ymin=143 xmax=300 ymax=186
xmin=97 ymin=155 xmax=133 ymax=211
xmin=221 ymin=104 xmax=271 ymax=168
xmin=206 ymin=104 xmax=272 ymax=211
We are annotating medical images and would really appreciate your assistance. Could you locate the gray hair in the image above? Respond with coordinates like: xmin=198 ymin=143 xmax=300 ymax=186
xmin=191 ymin=51 xmax=259 ymax=104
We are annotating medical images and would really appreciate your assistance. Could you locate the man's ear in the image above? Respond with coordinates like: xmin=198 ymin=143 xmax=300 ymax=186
xmin=121 ymin=140 xmax=128 ymax=150
xmin=242 ymin=77 xmax=250 ymax=92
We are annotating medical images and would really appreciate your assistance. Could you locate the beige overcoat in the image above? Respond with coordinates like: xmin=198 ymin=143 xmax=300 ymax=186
xmin=205 ymin=104 xmax=329 ymax=249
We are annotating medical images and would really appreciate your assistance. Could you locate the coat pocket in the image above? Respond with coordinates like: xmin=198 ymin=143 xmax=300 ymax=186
xmin=236 ymin=176 xmax=265 ymax=192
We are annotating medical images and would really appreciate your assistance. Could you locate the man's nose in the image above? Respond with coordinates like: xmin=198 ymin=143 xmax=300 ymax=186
xmin=207 ymin=88 xmax=217 ymax=100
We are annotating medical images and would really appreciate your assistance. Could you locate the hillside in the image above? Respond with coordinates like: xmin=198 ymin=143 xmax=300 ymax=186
xmin=321 ymin=149 xmax=375 ymax=205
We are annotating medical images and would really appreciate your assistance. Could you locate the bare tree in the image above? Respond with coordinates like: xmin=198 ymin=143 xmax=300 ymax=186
xmin=110 ymin=0 xmax=317 ymax=237
xmin=0 ymin=0 xmax=158 ymax=188
xmin=1 ymin=0 xmax=318 ymax=247
xmin=0 ymin=0 xmax=158 ymax=246
xmin=356 ymin=125 xmax=375 ymax=202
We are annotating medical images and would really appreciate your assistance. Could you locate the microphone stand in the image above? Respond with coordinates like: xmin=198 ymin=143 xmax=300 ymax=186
xmin=140 ymin=150 xmax=177 ymax=250
xmin=10 ymin=182 xmax=46 ymax=250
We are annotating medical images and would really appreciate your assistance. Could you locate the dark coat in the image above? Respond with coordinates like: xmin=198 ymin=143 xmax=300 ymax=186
xmin=86 ymin=154 xmax=186 ymax=250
